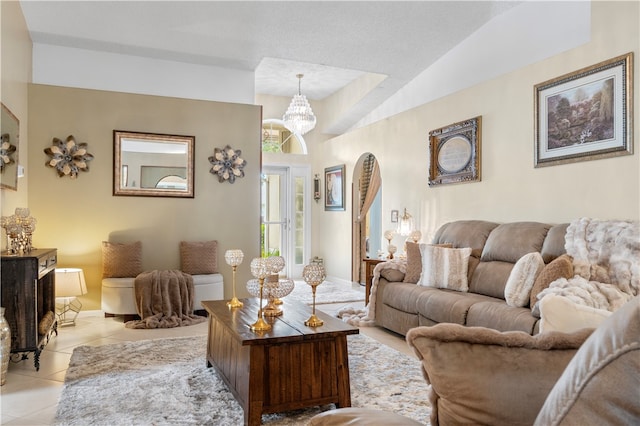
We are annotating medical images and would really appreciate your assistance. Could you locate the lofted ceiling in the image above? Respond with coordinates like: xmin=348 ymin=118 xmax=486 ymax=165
xmin=20 ymin=1 xmax=522 ymax=133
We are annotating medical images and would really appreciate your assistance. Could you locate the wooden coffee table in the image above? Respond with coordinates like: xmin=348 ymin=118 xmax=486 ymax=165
xmin=202 ymin=298 xmax=359 ymax=426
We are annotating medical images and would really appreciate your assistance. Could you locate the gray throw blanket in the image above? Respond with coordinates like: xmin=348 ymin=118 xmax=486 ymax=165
xmin=125 ymin=270 xmax=206 ymax=329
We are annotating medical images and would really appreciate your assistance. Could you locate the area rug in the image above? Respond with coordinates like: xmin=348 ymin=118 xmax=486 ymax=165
xmin=287 ymin=280 xmax=365 ymax=305
xmin=54 ymin=334 xmax=430 ymax=425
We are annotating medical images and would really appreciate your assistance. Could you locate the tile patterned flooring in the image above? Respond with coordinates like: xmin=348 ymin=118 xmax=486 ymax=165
xmin=1 ymin=291 xmax=412 ymax=425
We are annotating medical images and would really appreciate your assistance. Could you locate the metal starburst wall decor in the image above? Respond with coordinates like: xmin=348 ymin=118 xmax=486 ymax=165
xmin=208 ymin=145 xmax=246 ymax=184
xmin=44 ymin=135 xmax=94 ymax=179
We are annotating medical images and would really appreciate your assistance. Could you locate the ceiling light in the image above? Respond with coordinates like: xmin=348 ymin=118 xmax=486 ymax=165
xmin=282 ymin=74 xmax=317 ymax=135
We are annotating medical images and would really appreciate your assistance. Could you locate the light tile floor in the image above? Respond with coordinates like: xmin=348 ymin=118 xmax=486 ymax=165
xmin=1 ymin=290 xmax=412 ymax=425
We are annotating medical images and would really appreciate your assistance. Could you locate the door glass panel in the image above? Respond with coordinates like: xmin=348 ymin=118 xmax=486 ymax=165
xmin=261 ymin=171 xmax=286 ymax=259
xmin=294 ymin=176 xmax=305 ymax=265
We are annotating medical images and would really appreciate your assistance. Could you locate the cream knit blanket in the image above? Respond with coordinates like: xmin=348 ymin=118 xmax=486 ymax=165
xmin=338 ymin=260 xmax=406 ymax=327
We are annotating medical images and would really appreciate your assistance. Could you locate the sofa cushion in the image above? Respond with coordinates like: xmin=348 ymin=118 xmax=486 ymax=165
xmin=530 ymin=254 xmax=574 ymax=310
xmin=415 ymin=290 xmax=497 ymax=325
xmin=406 ymin=324 xmax=592 ymax=426
xmin=504 ymin=252 xmax=545 ymax=307
xmin=378 ymin=282 xmax=426 ymax=314
xmin=535 ymin=296 xmax=640 ymax=425
xmin=417 ymin=246 xmax=472 ymax=291
xmin=102 ymin=241 xmax=143 ymax=278
xmin=432 ymin=220 xmax=498 ymax=257
xmin=481 ymin=222 xmax=551 ymax=263
xmin=180 ymin=240 xmax=218 ymax=275
xmin=540 ymin=223 xmax=569 ymax=263
xmin=468 ymin=261 xmax=514 ymax=299
xmin=403 ymin=242 xmax=453 ymax=284
xmin=466 ymin=301 xmax=539 ymax=334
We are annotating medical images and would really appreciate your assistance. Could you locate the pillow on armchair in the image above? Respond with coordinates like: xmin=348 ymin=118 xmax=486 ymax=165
xmin=180 ymin=240 xmax=218 ymax=275
xmin=406 ymin=324 xmax=592 ymax=426
xmin=102 ymin=241 xmax=143 ymax=278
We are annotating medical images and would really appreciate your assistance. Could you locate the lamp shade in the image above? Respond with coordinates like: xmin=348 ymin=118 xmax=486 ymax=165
xmin=55 ymin=268 xmax=87 ymax=298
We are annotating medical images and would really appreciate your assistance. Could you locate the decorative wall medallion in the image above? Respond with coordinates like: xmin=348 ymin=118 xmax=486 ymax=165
xmin=44 ymin=135 xmax=94 ymax=179
xmin=208 ymin=145 xmax=246 ymax=183
xmin=0 ymin=134 xmax=16 ymax=172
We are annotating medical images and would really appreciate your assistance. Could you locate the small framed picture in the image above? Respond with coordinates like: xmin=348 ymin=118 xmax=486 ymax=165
xmin=324 ymin=164 xmax=345 ymax=211
xmin=391 ymin=210 xmax=399 ymax=223
xmin=534 ymin=52 xmax=633 ymax=167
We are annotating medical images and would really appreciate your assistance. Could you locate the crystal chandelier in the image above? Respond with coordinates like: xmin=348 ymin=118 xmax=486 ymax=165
xmin=282 ymin=74 xmax=317 ymax=135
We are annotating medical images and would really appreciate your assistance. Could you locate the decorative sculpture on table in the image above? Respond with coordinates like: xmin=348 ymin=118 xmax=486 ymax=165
xmin=249 ymin=257 xmax=271 ymax=332
xmin=0 ymin=207 xmax=36 ymax=254
xmin=302 ymin=263 xmax=326 ymax=327
xmin=224 ymin=249 xmax=244 ymax=309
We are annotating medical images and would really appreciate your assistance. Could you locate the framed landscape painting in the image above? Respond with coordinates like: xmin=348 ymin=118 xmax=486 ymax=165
xmin=534 ymin=52 xmax=633 ymax=167
xmin=324 ymin=164 xmax=345 ymax=211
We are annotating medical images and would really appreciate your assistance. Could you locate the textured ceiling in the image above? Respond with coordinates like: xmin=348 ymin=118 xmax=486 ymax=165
xmin=20 ymin=1 xmax=520 ymax=131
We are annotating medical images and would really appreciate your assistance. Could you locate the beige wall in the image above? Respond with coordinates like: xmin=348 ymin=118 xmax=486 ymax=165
xmin=1 ymin=0 xmax=32 ymax=237
xmin=314 ymin=1 xmax=640 ymax=281
xmin=28 ymin=84 xmax=262 ymax=310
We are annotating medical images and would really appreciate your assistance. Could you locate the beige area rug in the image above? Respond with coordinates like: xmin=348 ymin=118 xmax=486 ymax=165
xmin=287 ymin=280 xmax=365 ymax=305
xmin=54 ymin=334 xmax=430 ymax=425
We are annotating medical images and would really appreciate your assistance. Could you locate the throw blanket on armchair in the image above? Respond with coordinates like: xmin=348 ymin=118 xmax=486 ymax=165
xmin=536 ymin=218 xmax=640 ymax=312
xmin=125 ymin=270 xmax=206 ymax=329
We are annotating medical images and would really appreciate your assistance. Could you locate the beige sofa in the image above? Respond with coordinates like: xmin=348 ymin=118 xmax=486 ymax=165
xmin=374 ymin=220 xmax=568 ymax=336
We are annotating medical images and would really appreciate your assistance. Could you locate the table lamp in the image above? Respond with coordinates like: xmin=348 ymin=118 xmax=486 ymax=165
xmin=55 ymin=268 xmax=87 ymax=326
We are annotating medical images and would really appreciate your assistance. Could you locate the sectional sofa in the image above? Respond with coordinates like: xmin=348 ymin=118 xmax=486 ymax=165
xmin=372 ymin=220 xmax=569 ymax=336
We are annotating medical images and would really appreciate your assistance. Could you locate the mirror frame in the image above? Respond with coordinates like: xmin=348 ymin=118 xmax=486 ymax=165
xmin=1 ymin=103 xmax=20 ymax=191
xmin=113 ymin=130 xmax=195 ymax=198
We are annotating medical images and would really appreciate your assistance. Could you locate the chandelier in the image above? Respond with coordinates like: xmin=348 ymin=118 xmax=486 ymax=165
xmin=282 ymin=74 xmax=317 ymax=135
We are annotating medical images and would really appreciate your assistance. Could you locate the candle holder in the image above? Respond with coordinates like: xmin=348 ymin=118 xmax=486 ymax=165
xmin=225 ymin=249 xmax=244 ymax=309
xmin=266 ymin=256 xmax=286 ymax=306
xmin=303 ymin=263 xmax=326 ymax=327
xmin=249 ymin=257 xmax=271 ymax=332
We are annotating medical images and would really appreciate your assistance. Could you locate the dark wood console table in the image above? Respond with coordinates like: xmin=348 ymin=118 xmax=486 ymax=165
xmin=1 ymin=249 xmax=57 ymax=370
xmin=202 ymin=298 xmax=359 ymax=426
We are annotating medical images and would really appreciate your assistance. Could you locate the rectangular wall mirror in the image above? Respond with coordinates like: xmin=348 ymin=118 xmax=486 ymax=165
xmin=1 ymin=103 xmax=20 ymax=191
xmin=113 ymin=130 xmax=195 ymax=198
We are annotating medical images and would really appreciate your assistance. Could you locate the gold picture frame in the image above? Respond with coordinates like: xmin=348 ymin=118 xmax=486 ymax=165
xmin=428 ymin=116 xmax=481 ymax=186
xmin=534 ymin=52 xmax=633 ymax=167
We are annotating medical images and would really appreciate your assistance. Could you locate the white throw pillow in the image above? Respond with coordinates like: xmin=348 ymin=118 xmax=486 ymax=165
xmin=538 ymin=293 xmax=612 ymax=333
xmin=504 ymin=252 xmax=545 ymax=307
xmin=417 ymin=246 xmax=472 ymax=292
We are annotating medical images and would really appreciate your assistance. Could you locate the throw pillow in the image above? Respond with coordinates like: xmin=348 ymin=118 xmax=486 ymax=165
xmin=529 ymin=254 xmax=573 ymax=310
xmin=535 ymin=296 xmax=640 ymax=425
xmin=538 ymin=294 xmax=612 ymax=333
xmin=102 ymin=241 xmax=143 ymax=278
xmin=406 ymin=324 xmax=592 ymax=426
xmin=417 ymin=246 xmax=472 ymax=292
xmin=180 ymin=240 xmax=218 ymax=275
xmin=504 ymin=252 xmax=544 ymax=307
xmin=403 ymin=242 xmax=453 ymax=284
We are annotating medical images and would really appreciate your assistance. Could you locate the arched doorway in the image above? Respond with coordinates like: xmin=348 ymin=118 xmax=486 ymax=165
xmin=351 ymin=153 xmax=381 ymax=283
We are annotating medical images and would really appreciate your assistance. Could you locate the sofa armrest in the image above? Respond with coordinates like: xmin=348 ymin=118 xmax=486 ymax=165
xmin=406 ymin=324 xmax=592 ymax=426
xmin=379 ymin=267 xmax=405 ymax=282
